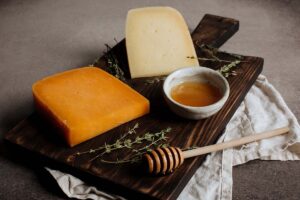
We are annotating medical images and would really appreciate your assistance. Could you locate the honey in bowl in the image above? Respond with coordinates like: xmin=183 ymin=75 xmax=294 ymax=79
xmin=170 ymin=81 xmax=222 ymax=107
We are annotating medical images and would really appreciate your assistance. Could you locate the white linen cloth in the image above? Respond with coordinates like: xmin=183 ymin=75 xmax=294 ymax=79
xmin=46 ymin=75 xmax=300 ymax=200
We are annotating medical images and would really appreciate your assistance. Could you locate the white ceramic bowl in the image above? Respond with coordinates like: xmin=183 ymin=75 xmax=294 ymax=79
xmin=163 ymin=66 xmax=230 ymax=120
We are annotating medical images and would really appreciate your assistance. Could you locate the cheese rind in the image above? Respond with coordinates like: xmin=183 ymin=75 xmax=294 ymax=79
xmin=32 ymin=67 xmax=150 ymax=147
xmin=126 ymin=7 xmax=199 ymax=78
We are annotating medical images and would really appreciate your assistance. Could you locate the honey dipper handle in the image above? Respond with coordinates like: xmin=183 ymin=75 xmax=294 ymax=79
xmin=182 ymin=126 xmax=290 ymax=159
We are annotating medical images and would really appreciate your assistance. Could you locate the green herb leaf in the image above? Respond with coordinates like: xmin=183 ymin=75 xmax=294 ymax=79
xmin=188 ymin=41 xmax=245 ymax=78
xmin=75 ymin=124 xmax=172 ymax=165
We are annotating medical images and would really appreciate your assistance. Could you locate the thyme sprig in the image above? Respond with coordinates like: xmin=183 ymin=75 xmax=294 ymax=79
xmin=187 ymin=56 xmax=237 ymax=63
xmin=145 ymin=77 xmax=166 ymax=84
xmin=75 ymin=124 xmax=171 ymax=164
xmin=188 ymin=41 xmax=245 ymax=78
xmin=93 ymin=43 xmax=126 ymax=81
xmin=76 ymin=123 xmax=139 ymax=157
xmin=218 ymin=60 xmax=241 ymax=78
xmin=100 ymin=128 xmax=170 ymax=164
xmin=104 ymin=44 xmax=125 ymax=81
xmin=194 ymin=41 xmax=244 ymax=59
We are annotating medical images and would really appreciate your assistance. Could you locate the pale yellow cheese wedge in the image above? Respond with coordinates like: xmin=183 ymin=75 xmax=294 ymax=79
xmin=126 ymin=7 xmax=199 ymax=78
xmin=32 ymin=67 xmax=150 ymax=147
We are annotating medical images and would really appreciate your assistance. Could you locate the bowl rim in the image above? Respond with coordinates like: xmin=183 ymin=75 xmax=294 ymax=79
xmin=163 ymin=66 xmax=230 ymax=110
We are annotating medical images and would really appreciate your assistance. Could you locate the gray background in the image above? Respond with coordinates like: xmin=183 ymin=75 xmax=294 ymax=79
xmin=0 ymin=0 xmax=299 ymax=199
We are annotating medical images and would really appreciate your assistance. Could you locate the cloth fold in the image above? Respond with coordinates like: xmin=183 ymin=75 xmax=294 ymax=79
xmin=46 ymin=75 xmax=300 ymax=200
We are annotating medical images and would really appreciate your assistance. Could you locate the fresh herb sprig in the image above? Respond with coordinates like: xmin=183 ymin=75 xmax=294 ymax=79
xmin=75 ymin=123 xmax=171 ymax=164
xmin=145 ymin=77 xmax=166 ymax=84
xmin=93 ymin=43 xmax=126 ymax=81
xmin=218 ymin=60 xmax=240 ymax=78
xmin=188 ymin=41 xmax=245 ymax=78
xmin=104 ymin=44 xmax=125 ymax=81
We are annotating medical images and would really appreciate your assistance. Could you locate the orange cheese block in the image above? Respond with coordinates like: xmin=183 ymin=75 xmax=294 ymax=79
xmin=32 ymin=66 xmax=150 ymax=147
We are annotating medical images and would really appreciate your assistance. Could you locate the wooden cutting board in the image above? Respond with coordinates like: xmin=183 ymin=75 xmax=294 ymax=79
xmin=4 ymin=14 xmax=263 ymax=200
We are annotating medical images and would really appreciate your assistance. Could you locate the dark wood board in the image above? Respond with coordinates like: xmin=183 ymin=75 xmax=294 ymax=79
xmin=4 ymin=14 xmax=263 ymax=200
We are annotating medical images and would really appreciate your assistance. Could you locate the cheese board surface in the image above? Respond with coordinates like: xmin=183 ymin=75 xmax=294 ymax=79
xmin=5 ymin=14 xmax=263 ymax=200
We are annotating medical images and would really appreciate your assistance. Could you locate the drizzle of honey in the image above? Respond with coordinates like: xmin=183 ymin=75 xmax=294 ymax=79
xmin=170 ymin=82 xmax=222 ymax=107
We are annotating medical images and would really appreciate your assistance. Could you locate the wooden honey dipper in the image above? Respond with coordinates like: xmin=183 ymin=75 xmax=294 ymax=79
xmin=143 ymin=126 xmax=289 ymax=175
